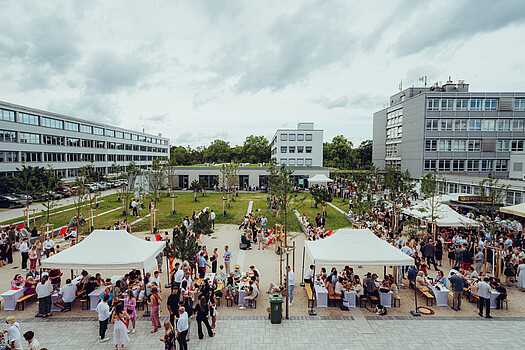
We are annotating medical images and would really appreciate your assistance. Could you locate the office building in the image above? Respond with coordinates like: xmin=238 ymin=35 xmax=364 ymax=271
xmin=0 ymin=101 xmax=170 ymax=180
xmin=270 ymin=122 xmax=323 ymax=167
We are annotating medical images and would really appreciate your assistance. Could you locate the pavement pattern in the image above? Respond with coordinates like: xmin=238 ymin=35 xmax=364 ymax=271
xmin=6 ymin=315 xmax=525 ymax=350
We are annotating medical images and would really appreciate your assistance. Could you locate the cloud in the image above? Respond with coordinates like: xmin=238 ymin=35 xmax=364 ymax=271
xmin=311 ymin=93 xmax=386 ymax=110
xmin=46 ymin=94 xmax=118 ymax=125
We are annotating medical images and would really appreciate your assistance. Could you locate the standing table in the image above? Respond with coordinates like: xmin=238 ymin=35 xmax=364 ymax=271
xmin=343 ymin=290 xmax=357 ymax=308
xmin=314 ymin=285 xmax=328 ymax=308
xmin=1 ymin=288 xmax=27 ymax=311
xmin=378 ymin=290 xmax=393 ymax=307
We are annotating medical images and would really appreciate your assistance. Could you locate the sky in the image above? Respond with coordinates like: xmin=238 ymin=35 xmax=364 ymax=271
xmin=1 ymin=0 xmax=525 ymax=148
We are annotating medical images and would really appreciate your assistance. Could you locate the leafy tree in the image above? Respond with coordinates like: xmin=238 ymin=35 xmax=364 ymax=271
xmin=323 ymin=135 xmax=353 ymax=169
xmin=192 ymin=211 xmax=214 ymax=237
xmin=0 ymin=175 xmax=18 ymax=195
xmin=149 ymin=157 xmax=167 ymax=206
xmin=419 ymin=171 xmax=444 ymax=239
xmin=41 ymin=166 xmax=62 ymax=224
xmin=241 ymin=135 xmax=270 ymax=163
xmin=164 ymin=224 xmax=199 ymax=263
xmin=17 ymin=164 xmax=43 ymax=211
xmin=309 ymin=186 xmax=332 ymax=217
xmin=479 ymin=172 xmax=509 ymax=240
xmin=123 ymin=162 xmax=142 ymax=222
xmin=204 ymin=139 xmax=232 ymax=163
xmin=355 ymin=140 xmax=373 ymax=170
xmin=72 ymin=166 xmax=90 ymax=222
xmin=383 ymin=167 xmax=414 ymax=234
xmin=189 ymin=179 xmax=202 ymax=202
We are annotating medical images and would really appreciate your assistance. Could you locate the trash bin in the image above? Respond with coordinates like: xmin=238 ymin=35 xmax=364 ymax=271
xmin=269 ymin=293 xmax=283 ymax=324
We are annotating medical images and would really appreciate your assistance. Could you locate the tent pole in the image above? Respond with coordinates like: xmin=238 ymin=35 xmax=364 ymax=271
xmin=142 ymin=268 xmax=150 ymax=317
xmin=300 ymin=246 xmax=306 ymax=288
xmin=165 ymin=253 xmax=171 ymax=289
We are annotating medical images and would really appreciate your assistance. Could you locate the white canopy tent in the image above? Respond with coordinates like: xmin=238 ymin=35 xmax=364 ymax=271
xmin=402 ymin=200 xmax=480 ymax=228
xmin=304 ymin=228 xmax=414 ymax=266
xmin=41 ymin=230 xmax=165 ymax=271
xmin=308 ymin=174 xmax=333 ymax=187
xmin=500 ymin=202 xmax=525 ymax=218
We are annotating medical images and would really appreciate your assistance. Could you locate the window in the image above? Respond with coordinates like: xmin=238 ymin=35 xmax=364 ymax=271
xmin=106 ymin=129 xmax=115 ymax=137
xmin=67 ymin=138 xmax=80 ymax=147
xmin=280 ymin=134 xmax=287 ymax=141
xmin=440 ymin=119 xmax=453 ymax=131
xmin=424 ymin=160 xmax=436 ymax=171
xmin=65 ymin=122 xmax=79 ymax=131
xmin=426 ymin=119 xmax=438 ymax=131
xmin=425 ymin=140 xmax=437 ymax=151
xmin=146 ymin=137 xmax=152 ymax=143
xmin=19 ymin=132 xmax=40 ymax=144
xmin=20 ymin=152 xmax=41 ymax=162
xmin=0 ymin=130 xmax=16 ymax=142
xmin=95 ymin=141 xmax=105 ymax=149
xmin=511 ymin=140 xmax=524 ymax=151
xmin=427 ymin=99 xmax=440 ymax=111
xmin=297 ymin=146 xmax=304 ymax=153
xmin=41 ymin=117 xmax=63 ymax=129
xmin=133 ymin=145 xmax=139 ymax=151
xmin=280 ymin=158 xmax=287 ymax=165
xmin=495 ymin=159 xmax=508 ymax=172
xmin=441 ymin=99 xmax=455 ymax=111
xmin=467 ymin=160 xmax=479 ymax=171
xmin=305 ymin=134 xmax=313 ymax=141
xmin=470 ymin=99 xmax=483 ymax=110
xmin=139 ymin=135 xmax=146 ymax=142
xmin=0 ymin=108 xmax=15 ymax=122
xmin=289 ymin=146 xmax=295 ymax=153
xmin=497 ymin=140 xmax=509 ymax=152
xmin=468 ymin=119 xmax=481 ymax=131
xmin=0 ymin=151 xmax=18 ymax=162
xmin=124 ymin=133 xmax=131 ymax=140
xmin=280 ymin=146 xmax=287 ymax=153
xmin=515 ymin=99 xmax=525 ymax=111
xmin=452 ymin=160 xmax=465 ymax=171
xmin=93 ymin=127 xmax=104 ymax=135
xmin=454 ymin=119 xmax=467 ymax=131
xmin=67 ymin=153 xmax=81 ymax=162
xmin=42 ymin=135 xmax=64 ymax=146
xmin=95 ymin=154 xmax=105 ymax=162
xmin=305 ymin=146 xmax=312 ymax=153
xmin=386 ymin=144 xmax=399 ymax=157
xmin=80 ymin=124 xmax=93 ymax=133
xmin=81 ymin=139 xmax=93 ymax=148
xmin=485 ymin=99 xmax=498 ymax=111
xmin=19 ymin=113 xmax=39 ymax=125
xmin=108 ymin=142 xmax=115 ymax=149
xmin=481 ymin=160 xmax=493 ymax=171
xmin=453 ymin=140 xmax=466 ymax=151
xmin=288 ymin=158 xmax=295 ymax=166
xmin=116 ymin=143 xmax=124 ymax=150
xmin=305 ymin=158 xmax=312 ymax=166
xmin=43 ymin=153 xmax=65 ymax=162
xmin=297 ymin=134 xmax=304 ymax=141
xmin=456 ymin=99 xmax=469 ymax=111
xmin=512 ymin=119 xmax=524 ymax=131
xmin=438 ymin=160 xmax=451 ymax=171
xmin=297 ymin=158 xmax=304 ymax=166
xmin=115 ymin=131 xmax=124 ymax=139
xmin=468 ymin=140 xmax=481 ymax=151
xmin=125 ymin=144 xmax=132 ymax=151
xmin=132 ymin=134 xmax=138 ymax=141
xmin=497 ymin=120 xmax=510 ymax=131
xmin=438 ymin=140 xmax=452 ymax=151
xmin=481 ymin=119 xmax=495 ymax=131
xmin=288 ymin=134 xmax=296 ymax=141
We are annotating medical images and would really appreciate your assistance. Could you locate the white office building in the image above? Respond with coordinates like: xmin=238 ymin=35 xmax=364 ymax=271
xmin=270 ymin=122 xmax=323 ymax=167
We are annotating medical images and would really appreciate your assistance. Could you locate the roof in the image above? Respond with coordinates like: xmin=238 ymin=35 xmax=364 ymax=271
xmin=500 ymin=202 xmax=525 ymax=218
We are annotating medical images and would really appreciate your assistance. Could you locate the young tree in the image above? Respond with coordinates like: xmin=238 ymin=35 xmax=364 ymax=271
xmin=419 ymin=171 xmax=444 ymax=239
xmin=72 ymin=166 xmax=90 ymax=221
xmin=219 ymin=163 xmax=239 ymax=208
xmin=189 ymin=179 xmax=202 ymax=202
xmin=309 ymin=186 xmax=332 ymax=217
xmin=479 ymin=172 xmax=509 ymax=240
xmin=123 ymin=162 xmax=142 ymax=222
xmin=41 ymin=166 xmax=62 ymax=224
xmin=17 ymin=164 xmax=43 ymax=211
xmin=149 ymin=157 xmax=167 ymax=207
xmin=192 ymin=211 xmax=214 ymax=237
xmin=383 ymin=167 xmax=414 ymax=234
xmin=164 ymin=224 xmax=199 ymax=263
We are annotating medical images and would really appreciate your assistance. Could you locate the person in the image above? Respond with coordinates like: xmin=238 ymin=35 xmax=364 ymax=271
xmin=325 ymin=276 xmax=335 ymax=296
xmin=23 ymin=331 xmax=40 ymax=350
xmin=124 ymin=289 xmax=137 ymax=333
xmin=43 ymin=236 xmax=55 ymax=258
xmin=5 ymin=316 xmax=22 ymax=350
xmin=240 ymin=232 xmax=251 ymax=250
xmin=48 ymin=268 xmax=62 ymax=290
xmin=477 ymin=277 xmax=492 ymax=318
xmin=240 ymin=280 xmax=259 ymax=309
xmin=148 ymin=271 xmax=162 ymax=293
xmin=287 ymin=266 xmax=295 ymax=306
xmin=304 ymin=265 xmax=314 ymax=288
xmin=149 ymin=287 xmax=162 ymax=333
xmin=99 ymin=288 xmax=114 ymax=307
xmin=363 ymin=272 xmax=379 ymax=298
xmin=435 ymin=270 xmax=447 ymax=288
xmin=96 ymin=294 xmax=111 ymax=342
xmin=249 ymin=265 xmax=260 ymax=283
xmin=26 ymin=267 xmax=39 ymax=280
xmin=160 ymin=320 xmax=176 ymax=350
xmin=177 ymin=306 xmax=189 ymax=350
xmin=112 ymin=302 xmax=131 ymax=349
xmin=194 ymin=295 xmax=215 ymax=339
xmin=422 ymin=239 xmax=438 ymax=270
xmin=167 ymin=286 xmax=180 ymax=327
xmin=210 ymin=210 xmax=215 ymax=229
xmin=19 ymin=237 xmax=30 ymax=271
xmin=474 ymin=247 xmax=484 ymax=273
xmin=517 ymin=260 xmax=525 ymax=292
xmin=197 ymin=254 xmax=209 ymax=278
xmin=36 ymin=275 xmax=53 ymax=318
xmin=209 ymin=289 xmax=218 ymax=329
xmin=11 ymin=274 xmax=25 ymax=289
xmin=415 ymin=271 xmax=430 ymax=292
xmin=210 ymin=247 xmax=218 ymax=273
xmin=334 ymin=277 xmax=344 ymax=297
xmin=223 ymin=245 xmax=232 ymax=273
xmin=491 ymin=279 xmax=507 ymax=310
xmin=28 ymin=245 xmax=38 ymax=270
xmin=24 ymin=276 xmax=37 ymax=295
xmin=449 ymin=271 xmax=463 ymax=311
xmin=53 ymin=278 xmax=76 ymax=312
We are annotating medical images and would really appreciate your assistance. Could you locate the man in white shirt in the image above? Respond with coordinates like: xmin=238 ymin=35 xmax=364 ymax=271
xmin=96 ymin=295 xmax=111 ymax=342
xmin=287 ymin=266 xmax=295 ymax=306
xmin=19 ymin=237 xmax=30 ymax=271
xmin=210 ymin=210 xmax=216 ymax=229
xmin=173 ymin=265 xmax=185 ymax=288
xmin=304 ymin=264 xmax=314 ymax=287
xmin=182 ymin=272 xmax=192 ymax=290
xmin=177 ymin=306 xmax=189 ymax=350
xmin=477 ymin=277 xmax=492 ymax=318
xmin=239 ymin=280 xmax=259 ymax=309
xmin=43 ymin=236 xmax=55 ymax=258
xmin=6 ymin=316 xmax=22 ymax=350
xmin=260 ymin=215 xmax=267 ymax=230
xmin=53 ymin=278 xmax=77 ymax=312
xmin=474 ymin=247 xmax=484 ymax=273
xmin=148 ymin=271 xmax=162 ymax=292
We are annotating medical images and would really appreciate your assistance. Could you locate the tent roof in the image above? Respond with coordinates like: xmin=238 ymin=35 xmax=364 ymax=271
xmin=500 ymin=202 xmax=525 ymax=218
xmin=41 ymin=230 xmax=165 ymax=271
xmin=402 ymin=200 xmax=480 ymax=228
xmin=304 ymin=228 xmax=414 ymax=266
xmin=308 ymin=174 xmax=333 ymax=184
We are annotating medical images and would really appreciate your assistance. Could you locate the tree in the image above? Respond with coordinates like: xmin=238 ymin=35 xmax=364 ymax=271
xmin=241 ymin=135 xmax=270 ymax=163
xmin=110 ymin=163 xmax=123 ymax=200
xmin=419 ymin=171 xmax=444 ymax=239
xmin=309 ymin=186 xmax=332 ymax=217
xmin=189 ymin=179 xmax=202 ymax=202
xmin=355 ymin=140 xmax=373 ymax=170
xmin=192 ymin=211 xmax=214 ymax=237
xmin=17 ymin=164 xmax=43 ymax=211
xmin=123 ymin=162 xmax=141 ymax=222
xmin=204 ymin=139 xmax=232 ymax=163
xmin=323 ymin=135 xmax=353 ymax=169
xmin=72 ymin=166 xmax=90 ymax=222
xmin=479 ymin=172 xmax=509 ymax=240
xmin=164 ymin=224 xmax=199 ymax=263
xmin=267 ymin=163 xmax=297 ymax=247
xmin=0 ymin=175 xmax=18 ymax=195
xmin=219 ymin=163 xmax=239 ymax=211
xmin=41 ymin=166 xmax=62 ymax=224
xmin=149 ymin=157 xmax=167 ymax=207
xmin=383 ymin=167 xmax=414 ymax=234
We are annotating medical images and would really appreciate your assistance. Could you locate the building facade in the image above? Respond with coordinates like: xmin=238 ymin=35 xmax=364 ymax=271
xmin=0 ymin=101 xmax=170 ymax=180
xmin=270 ymin=122 xmax=323 ymax=167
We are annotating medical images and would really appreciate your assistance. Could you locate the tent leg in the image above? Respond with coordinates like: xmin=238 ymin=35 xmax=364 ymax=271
xmin=300 ymin=246 xmax=306 ymax=288
xmin=165 ymin=254 xmax=171 ymax=289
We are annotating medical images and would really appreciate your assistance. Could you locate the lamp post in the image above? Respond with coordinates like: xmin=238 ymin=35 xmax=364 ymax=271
xmin=222 ymin=197 xmax=227 ymax=217
xmin=285 ymin=249 xmax=291 ymax=320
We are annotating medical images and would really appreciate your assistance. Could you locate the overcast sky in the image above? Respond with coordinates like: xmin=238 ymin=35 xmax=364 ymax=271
xmin=1 ymin=0 xmax=525 ymax=148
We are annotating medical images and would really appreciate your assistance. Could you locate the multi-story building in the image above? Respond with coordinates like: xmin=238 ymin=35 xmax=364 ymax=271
xmin=270 ymin=122 xmax=323 ymax=167
xmin=0 ymin=101 xmax=170 ymax=180
xmin=373 ymin=80 xmax=525 ymax=204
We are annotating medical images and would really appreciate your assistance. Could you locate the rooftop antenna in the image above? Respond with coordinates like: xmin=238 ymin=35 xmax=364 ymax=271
xmin=419 ymin=76 xmax=427 ymax=87
xmin=399 ymin=79 xmax=403 ymax=91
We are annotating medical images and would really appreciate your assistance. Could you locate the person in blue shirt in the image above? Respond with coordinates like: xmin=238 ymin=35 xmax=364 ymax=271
xmin=435 ymin=270 xmax=447 ymax=288
xmin=99 ymin=287 xmax=114 ymax=307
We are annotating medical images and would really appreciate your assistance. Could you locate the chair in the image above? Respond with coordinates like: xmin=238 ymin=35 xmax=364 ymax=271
xmin=393 ymin=296 xmax=401 ymax=307
xmin=81 ymin=298 xmax=90 ymax=310
xmin=502 ymin=298 xmax=509 ymax=310
xmin=248 ymin=297 xmax=257 ymax=309
xmin=358 ymin=295 xmax=368 ymax=308
xmin=226 ymin=296 xmax=233 ymax=307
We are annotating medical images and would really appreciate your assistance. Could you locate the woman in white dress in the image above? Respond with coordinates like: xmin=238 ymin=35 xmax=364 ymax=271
xmin=518 ymin=262 xmax=525 ymax=292
xmin=112 ymin=302 xmax=131 ymax=349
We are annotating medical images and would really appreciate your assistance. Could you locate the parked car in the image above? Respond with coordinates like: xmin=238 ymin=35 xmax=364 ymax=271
xmin=56 ymin=187 xmax=74 ymax=197
xmin=10 ymin=193 xmax=33 ymax=205
xmin=0 ymin=195 xmax=26 ymax=208
xmin=35 ymin=192 xmax=63 ymax=201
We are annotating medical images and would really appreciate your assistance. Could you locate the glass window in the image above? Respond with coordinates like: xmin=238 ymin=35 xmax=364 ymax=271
xmin=93 ymin=127 xmax=104 ymax=135
xmin=497 ymin=140 xmax=509 ymax=152
xmin=20 ymin=152 xmax=41 ymax=162
xmin=305 ymin=146 xmax=312 ymax=153
xmin=512 ymin=120 xmax=524 ymax=131
xmin=497 ymin=120 xmax=510 ymax=131
xmin=81 ymin=139 xmax=93 ymax=148
xmin=116 ymin=143 xmax=124 ymax=150
xmin=481 ymin=119 xmax=495 ymax=131
xmin=280 ymin=146 xmax=287 ymax=153
xmin=470 ymin=99 xmax=483 ymax=110
xmin=0 ymin=108 xmax=15 ymax=122
xmin=468 ymin=119 xmax=481 ymax=131
xmin=65 ymin=122 xmax=79 ymax=132
xmin=280 ymin=158 xmax=287 ymax=165
xmin=495 ymin=159 xmax=508 ymax=172
xmin=511 ymin=140 xmax=524 ymax=151
xmin=288 ymin=158 xmax=295 ymax=166
xmin=106 ymin=129 xmax=115 ymax=137
xmin=124 ymin=133 xmax=131 ymax=140
xmin=297 ymin=134 xmax=304 ymax=141
xmin=467 ymin=160 xmax=479 ymax=171
xmin=438 ymin=160 xmax=451 ymax=171
xmin=515 ymin=99 xmax=525 ymax=111
xmin=288 ymin=134 xmax=296 ymax=141
xmin=107 ymin=142 xmax=115 ymax=149
xmin=427 ymin=99 xmax=440 ymax=111
xmin=19 ymin=132 xmax=40 ymax=144
xmin=19 ymin=113 xmax=39 ymax=125
xmin=297 ymin=146 xmax=304 ymax=153
xmin=468 ymin=140 xmax=481 ymax=151
xmin=41 ymin=117 xmax=63 ymax=129
xmin=452 ymin=160 xmax=465 ymax=171
xmin=440 ymin=119 xmax=453 ymax=131
xmin=297 ymin=158 xmax=304 ymax=166
xmin=485 ymin=99 xmax=498 ymax=111
xmin=481 ymin=160 xmax=493 ymax=171
xmin=441 ymin=99 xmax=454 ymax=111
xmin=115 ymin=131 xmax=124 ymax=138
xmin=132 ymin=134 xmax=138 ymax=141
xmin=454 ymin=119 xmax=467 ymax=131
xmin=0 ymin=151 xmax=18 ymax=162
xmin=80 ymin=124 xmax=93 ymax=133
xmin=426 ymin=119 xmax=438 ymax=131
xmin=424 ymin=160 xmax=436 ymax=171
xmin=456 ymin=99 xmax=469 ymax=111
xmin=289 ymin=146 xmax=295 ymax=153
xmin=438 ymin=140 xmax=452 ymax=151
xmin=425 ymin=140 xmax=437 ymax=151
xmin=305 ymin=134 xmax=313 ymax=141
xmin=0 ymin=130 xmax=16 ymax=142
xmin=280 ymin=134 xmax=287 ymax=141
xmin=42 ymin=135 xmax=64 ymax=146
xmin=305 ymin=158 xmax=312 ymax=166
xmin=66 ymin=138 xmax=80 ymax=147
xmin=453 ymin=140 xmax=466 ymax=151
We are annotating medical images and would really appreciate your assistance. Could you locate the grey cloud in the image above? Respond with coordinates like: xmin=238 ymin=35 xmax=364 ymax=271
xmin=312 ymin=93 xmax=386 ymax=110
xmin=175 ymin=131 xmax=231 ymax=145
xmin=145 ymin=113 xmax=169 ymax=122
xmin=46 ymin=94 xmax=119 ymax=126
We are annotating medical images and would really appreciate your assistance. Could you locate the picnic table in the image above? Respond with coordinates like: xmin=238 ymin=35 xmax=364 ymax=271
xmin=1 ymin=287 xmax=27 ymax=311
xmin=343 ymin=290 xmax=357 ymax=308
xmin=426 ymin=279 xmax=450 ymax=307
xmin=237 ymin=277 xmax=250 ymax=306
xmin=88 ymin=275 xmax=122 ymax=310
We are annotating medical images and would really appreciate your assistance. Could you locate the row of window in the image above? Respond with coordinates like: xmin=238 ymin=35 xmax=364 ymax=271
xmin=425 ymin=139 xmax=524 ymax=152
xmin=385 ymin=144 xmax=399 ymax=157
xmin=279 ymin=158 xmax=313 ymax=166
xmin=386 ymin=126 xmax=402 ymax=140
xmin=279 ymin=133 xmax=313 ymax=141
xmin=426 ymin=98 xmax=515 ymax=111
xmin=0 ymin=151 xmax=162 ymax=163
xmin=280 ymin=146 xmax=313 ymax=154
xmin=0 ymin=107 xmax=168 ymax=145
xmin=426 ymin=118 xmax=525 ymax=131
xmin=386 ymin=108 xmax=403 ymax=126
xmin=424 ymin=159 xmax=508 ymax=172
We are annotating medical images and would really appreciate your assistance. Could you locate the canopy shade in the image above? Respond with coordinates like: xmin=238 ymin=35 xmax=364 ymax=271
xmin=402 ymin=200 xmax=480 ymax=228
xmin=41 ymin=230 xmax=165 ymax=271
xmin=308 ymin=174 xmax=333 ymax=186
xmin=500 ymin=202 xmax=525 ymax=218
xmin=304 ymin=228 xmax=414 ymax=266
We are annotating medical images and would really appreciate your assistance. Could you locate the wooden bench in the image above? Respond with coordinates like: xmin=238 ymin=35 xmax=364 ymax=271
xmin=469 ymin=293 xmax=479 ymax=304
xmin=417 ymin=288 xmax=435 ymax=306
xmin=225 ymin=296 xmax=234 ymax=307
xmin=369 ymin=295 xmax=379 ymax=307
xmin=305 ymin=283 xmax=314 ymax=308
xmin=328 ymin=294 xmax=342 ymax=307
xmin=393 ymin=295 xmax=401 ymax=308
xmin=248 ymin=296 xmax=258 ymax=309
xmin=358 ymin=295 xmax=368 ymax=308
xmin=502 ymin=298 xmax=509 ymax=310
xmin=136 ymin=299 xmax=145 ymax=311
xmin=16 ymin=293 xmax=37 ymax=311
xmin=214 ymin=283 xmax=224 ymax=306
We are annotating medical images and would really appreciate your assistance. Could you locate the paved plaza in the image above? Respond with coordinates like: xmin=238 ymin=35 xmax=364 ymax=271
xmin=6 ymin=315 xmax=525 ymax=350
